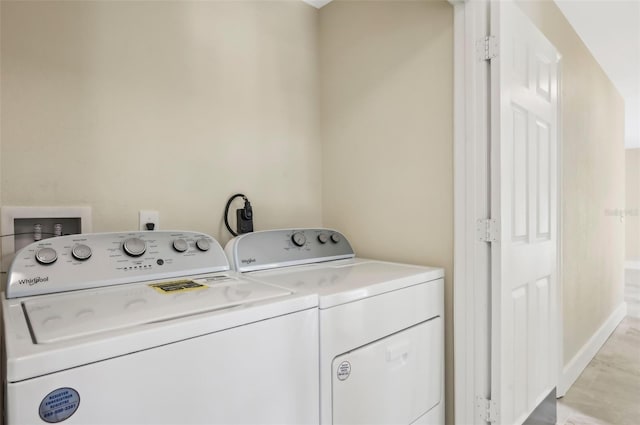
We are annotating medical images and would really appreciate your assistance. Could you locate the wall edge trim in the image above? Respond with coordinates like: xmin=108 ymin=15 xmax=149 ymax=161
xmin=558 ymin=302 xmax=627 ymax=396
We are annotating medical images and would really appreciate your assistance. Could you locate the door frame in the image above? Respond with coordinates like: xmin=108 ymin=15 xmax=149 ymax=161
xmin=451 ymin=0 xmax=564 ymax=421
xmin=451 ymin=0 xmax=492 ymax=423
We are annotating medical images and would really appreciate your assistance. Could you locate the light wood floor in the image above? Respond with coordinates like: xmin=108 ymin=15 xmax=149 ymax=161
xmin=557 ymin=269 xmax=640 ymax=424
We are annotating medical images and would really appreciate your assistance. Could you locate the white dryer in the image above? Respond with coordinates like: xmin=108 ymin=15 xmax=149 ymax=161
xmin=225 ymin=228 xmax=445 ymax=425
xmin=2 ymin=231 xmax=319 ymax=425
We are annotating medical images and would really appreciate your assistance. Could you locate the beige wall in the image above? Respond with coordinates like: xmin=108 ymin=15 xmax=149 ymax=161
xmin=0 ymin=0 xmax=322 ymax=245
xmin=516 ymin=0 xmax=626 ymax=365
xmin=627 ymin=148 xmax=640 ymax=261
xmin=319 ymin=0 xmax=454 ymax=421
xmin=1 ymin=0 xmax=627 ymax=422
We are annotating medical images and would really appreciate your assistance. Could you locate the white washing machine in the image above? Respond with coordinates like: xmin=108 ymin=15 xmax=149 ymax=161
xmin=225 ymin=228 xmax=445 ymax=425
xmin=2 ymin=231 xmax=319 ymax=425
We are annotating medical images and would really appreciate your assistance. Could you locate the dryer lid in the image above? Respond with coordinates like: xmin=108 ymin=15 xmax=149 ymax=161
xmin=249 ymin=260 xmax=444 ymax=308
xmin=23 ymin=275 xmax=291 ymax=344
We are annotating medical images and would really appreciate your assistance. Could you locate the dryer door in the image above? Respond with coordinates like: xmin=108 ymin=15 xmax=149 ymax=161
xmin=331 ymin=317 xmax=442 ymax=425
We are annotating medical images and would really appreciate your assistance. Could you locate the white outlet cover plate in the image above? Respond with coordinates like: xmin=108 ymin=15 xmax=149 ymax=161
xmin=139 ymin=210 xmax=159 ymax=231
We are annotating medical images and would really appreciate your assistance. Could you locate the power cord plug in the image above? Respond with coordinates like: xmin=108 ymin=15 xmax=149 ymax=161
xmin=224 ymin=193 xmax=254 ymax=237
xmin=236 ymin=198 xmax=253 ymax=234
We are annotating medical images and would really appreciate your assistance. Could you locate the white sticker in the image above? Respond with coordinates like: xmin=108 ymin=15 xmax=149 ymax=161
xmin=337 ymin=361 xmax=351 ymax=381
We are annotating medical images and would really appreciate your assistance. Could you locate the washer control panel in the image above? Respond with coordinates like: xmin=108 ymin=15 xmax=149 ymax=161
xmin=225 ymin=228 xmax=355 ymax=272
xmin=6 ymin=231 xmax=228 ymax=299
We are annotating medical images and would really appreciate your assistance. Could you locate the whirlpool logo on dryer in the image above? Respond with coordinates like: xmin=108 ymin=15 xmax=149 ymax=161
xmin=18 ymin=276 xmax=49 ymax=286
xmin=241 ymin=258 xmax=256 ymax=265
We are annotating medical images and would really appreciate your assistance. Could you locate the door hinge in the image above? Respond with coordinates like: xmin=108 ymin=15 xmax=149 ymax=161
xmin=477 ymin=35 xmax=498 ymax=61
xmin=476 ymin=396 xmax=499 ymax=423
xmin=476 ymin=218 xmax=498 ymax=242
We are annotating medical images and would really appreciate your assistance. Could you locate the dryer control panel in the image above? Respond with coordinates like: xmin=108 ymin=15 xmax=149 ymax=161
xmin=6 ymin=231 xmax=228 ymax=298
xmin=225 ymin=228 xmax=355 ymax=272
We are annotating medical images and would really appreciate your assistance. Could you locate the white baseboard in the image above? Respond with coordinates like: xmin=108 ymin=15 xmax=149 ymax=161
xmin=558 ymin=302 xmax=627 ymax=397
xmin=625 ymin=261 xmax=640 ymax=270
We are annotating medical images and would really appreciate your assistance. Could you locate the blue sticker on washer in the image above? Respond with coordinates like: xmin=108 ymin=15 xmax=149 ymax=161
xmin=39 ymin=388 xmax=80 ymax=423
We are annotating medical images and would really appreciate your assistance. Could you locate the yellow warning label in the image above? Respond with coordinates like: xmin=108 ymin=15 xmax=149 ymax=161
xmin=149 ymin=279 xmax=207 ymax=294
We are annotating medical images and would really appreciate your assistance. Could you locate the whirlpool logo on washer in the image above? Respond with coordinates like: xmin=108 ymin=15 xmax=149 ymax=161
xmin=18 ymin=276 xmax=49 ymax=286
xmin=241 ymin=258 xmax=256 ymax=265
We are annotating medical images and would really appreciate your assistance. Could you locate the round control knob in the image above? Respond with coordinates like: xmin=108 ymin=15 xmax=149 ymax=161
xmin=195 ymin=238 xmax=210 ymax=252
xmin=330 ymin=233 xmax=341 ymax=243
xmin=318 ymin=233 xmax=329 ymax=244
xmin=123 ymin=237 xmax=146 ymax=257
xmin=292 ymin=232 xmax=307 ymax=247
xmin=72 ymin=244 xmax=92 ymax=261
xmin=35 ymin=247 xmax=58 ymax=265
xmin=173 ymin=239 xmax=189 ymax=253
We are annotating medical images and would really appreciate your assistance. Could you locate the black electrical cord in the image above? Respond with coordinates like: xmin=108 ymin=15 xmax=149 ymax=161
xmin=224 ymin=193 xmax=248 ymax=237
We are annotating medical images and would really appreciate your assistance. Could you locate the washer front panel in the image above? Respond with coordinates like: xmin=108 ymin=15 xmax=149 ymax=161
xmin=6 ymin=308 xmax=319 ymax=424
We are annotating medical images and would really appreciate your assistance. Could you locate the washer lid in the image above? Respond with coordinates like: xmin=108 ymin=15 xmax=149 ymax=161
xmin=23 ymin=275 xmax=291 ymax=344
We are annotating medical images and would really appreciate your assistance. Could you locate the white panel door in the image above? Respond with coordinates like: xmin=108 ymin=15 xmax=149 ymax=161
xmin=490 ymin=1 xmax=560 ymax=424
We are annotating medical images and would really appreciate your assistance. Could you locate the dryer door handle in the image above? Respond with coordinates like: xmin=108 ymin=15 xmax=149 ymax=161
xmin=386 ymin=341 xmax=410 ymax=363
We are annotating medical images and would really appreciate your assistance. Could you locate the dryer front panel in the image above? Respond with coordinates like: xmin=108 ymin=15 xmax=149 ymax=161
xmin=331 ymin=317 xmax=442 ymax=425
